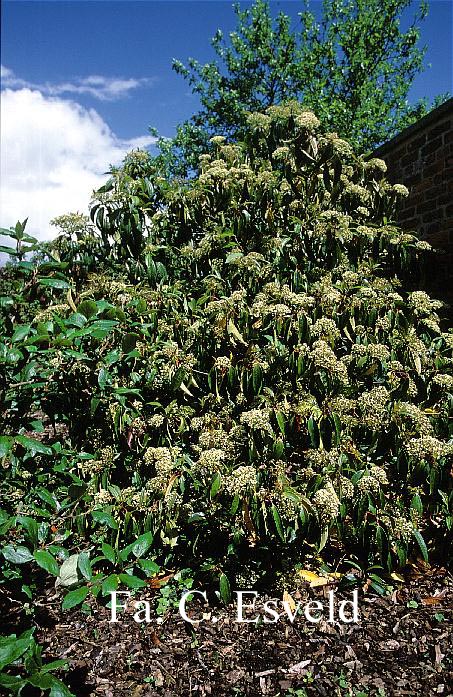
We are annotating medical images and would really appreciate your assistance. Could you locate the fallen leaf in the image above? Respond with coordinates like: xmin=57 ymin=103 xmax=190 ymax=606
xmin=421 ymin=590 xmax=447 ymax=606
xmin=287 ymin=659 xmax=311 ymax=675
xmin=297 ymin=569 xmax=341 ymax=587
xmin=283 ymin=590 xmax=296 ymax=612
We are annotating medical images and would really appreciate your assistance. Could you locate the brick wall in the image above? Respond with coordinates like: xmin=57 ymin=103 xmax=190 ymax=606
xmin=371 ymin=98 xmax=453 ymax=304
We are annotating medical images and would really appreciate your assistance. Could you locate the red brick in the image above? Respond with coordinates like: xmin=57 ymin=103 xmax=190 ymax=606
xmin=437 ymin=192 xmax=452 ymax=205
xmin=422 ymin=208 xmax=444 ymax=223
xmin=407 ymin=133 xmax=427 ymax=152
xmin=417 ymin=199 xmax=438 ymax=214
xmin=428 ymin=120 xmax=451 ymax=139
xmin=421 ymin=137 xmax=443 ymax=157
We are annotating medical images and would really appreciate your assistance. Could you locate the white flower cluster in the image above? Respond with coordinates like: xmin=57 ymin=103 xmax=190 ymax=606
xmin=311 ymin=318 xmax=340 ymax=342
xmin=295 ymin=111 xmax=320 ymax=130
xmin=197 ymin=448 xmax=226 ymax=472
xmin=357 ymin=386 xmax=389 ymax=429
xmin=365 ymin=158 xmax=387 ymax=174
xmin=369 ymin=465 xmax=388 ymax=485
xmin=78 ymin=446 xmax=114 ymax=477
xmin=148 ymin=414 xmax=165 ymax=429
xmin=405 ymin=436 xmax=453 ymax=460
xmin=408 ymin=291 xmax=443 ymax=316
xmin=240 ymin=408 xmax=273 ymax=434
xmin=310 ymin=340 xmax=349 ymax=384
xmin=432 ymin=374 xmax=453 ymax=391
xmin=224 ymin=465 xmax=257 ymax=495
xmin=143 ymin=447 xmax=181 ymax=476
xmin=392 ymin=184 xmax=409 ymax=197
xmin=312 ymin=482 xmax=340 ymax=526
xmin=394 ymin=402 xmax=434 ymax=437
xmin=356 ymin=475 xmax=381 ymax=496
xmin=93 ymin=489 xmax=113 ymax=507
xmin=339 ymin=476 xmax=354 ymax=500
xmin=214 ymin=356 xmax=232 ymax=372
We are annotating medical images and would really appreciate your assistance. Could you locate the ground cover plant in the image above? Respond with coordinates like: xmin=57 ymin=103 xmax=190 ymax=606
xmin=0 ymin=102 xmax=452 ymax=694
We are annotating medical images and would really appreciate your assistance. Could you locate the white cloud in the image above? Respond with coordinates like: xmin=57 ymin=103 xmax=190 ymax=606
xmin=1 ymin=65 xmax=154 ymax=101
xmin=0 ymin=87 xmax=156 ymax=241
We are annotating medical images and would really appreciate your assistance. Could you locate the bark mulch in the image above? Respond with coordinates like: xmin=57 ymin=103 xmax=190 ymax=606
xmin=4 ymin=564 xmax=452 ymax=696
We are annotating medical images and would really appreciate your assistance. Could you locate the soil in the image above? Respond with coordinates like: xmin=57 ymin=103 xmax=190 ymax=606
xmin=2 ymin=563 xmax=452 ymax=696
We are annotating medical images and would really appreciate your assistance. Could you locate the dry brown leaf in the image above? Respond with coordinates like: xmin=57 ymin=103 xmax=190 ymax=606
xmin=287 ymin=659 xmax=311 ymax=675
xmin=147 ymin=573 xmax=175 ymax=588
xmin=421 ymin=590 xmax=447 ymax=606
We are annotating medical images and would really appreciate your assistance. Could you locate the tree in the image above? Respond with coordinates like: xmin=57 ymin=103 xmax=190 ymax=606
xmin=157 ymin=0 xmax=447 ymax=176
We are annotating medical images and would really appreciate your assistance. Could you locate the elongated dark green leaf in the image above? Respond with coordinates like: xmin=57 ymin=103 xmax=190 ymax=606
xmin=15 ymin=435 xmax=52 ymax=455
xmin=0 ymin=632 xmax=33 ymax=670
xmin=413 ymin=529 xmax=428 ymax=562
xmin=210 ymin=472 xmax=222 ymax=498
xmin=271 ymin=505 xmax=285 ymax=541
xmin=219 ymin=572 xmax=231 ymax=604
xmin=101 ymin=543 xmax=116 ymax=564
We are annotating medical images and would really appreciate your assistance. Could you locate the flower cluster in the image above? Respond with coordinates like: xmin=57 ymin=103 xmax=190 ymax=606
xmin=313 ymin=482 xmax=340 ymax=526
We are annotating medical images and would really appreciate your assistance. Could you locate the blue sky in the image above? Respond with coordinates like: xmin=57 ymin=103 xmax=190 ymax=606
xmin=1 ymin=1 xmax=452 ymax=239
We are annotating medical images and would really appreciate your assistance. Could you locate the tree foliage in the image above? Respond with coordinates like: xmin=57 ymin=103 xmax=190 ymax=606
xmin=159 ymin=0 xmax=447 ymax=176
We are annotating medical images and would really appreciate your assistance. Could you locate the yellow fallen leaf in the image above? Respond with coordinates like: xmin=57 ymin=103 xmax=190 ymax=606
xmin=390 ymin=572 xmax=405 ymax=583
xmin=297 ymin=569 xmax=322 ymax=584
xmin=297 ymin=569 xmax=342 ymax=587
xmin=283 ymin=590 xmax=296 ymax=612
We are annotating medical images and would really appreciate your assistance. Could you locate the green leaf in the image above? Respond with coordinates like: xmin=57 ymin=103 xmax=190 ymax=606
xmin=38 ymin=277 xmax=70 ymax=290
xmin=413 ymin=529 xmax=428 ymax=562
xmin=138 ymin=559 xmax=160 ymax=574
xmin=122 ymin=332 xmax=139 ymax=353
xmin=275 ymin=410 xmax=285 ymax=435
xmin=0 ymin=631 xmax=33 ymax=670
xmin=91 ymin=510 xmax=118 ymax=529
xmin=131 ymin=532 xmax=153 ymax=558
xmin=210 ymin=472 xmax=222 ymax=498
xmin=58 ymin=554 xmax=80 ymax=588
xmin=48 ymin=675 xmax=76 ymax=697
xmin=271 ymin=504 xmax=285 ymax=542
xmin=11 ymin=325 xmax=31 ymax=342
xmin=77 ymin=300 xmax=98 ymax=319
xmin=2 ymin=544 xmax=34 ymax=564
xmin=227 ymin=319 xmax=247 ymax=345
xmin=118 ymin=573 xmax=146 ymax=588
xmin=15 ymin=435 xmax=52 ymax=455
xmin=219 ymin=572 xmax=231 ymax=604
xmin=78 ymin=552 xmax=92 ymax=581
xmin=0 ymin=436 xmax=14 ymax=457
xmin=34 ymin=550 xmax=60 ymax=576
xmin=101 ymin=543 xmax=116 ymax=564
xmin=101 ymin=574 xmax=119 ymax=595
xmin=62 ymin=586 xmax=90 ymax=610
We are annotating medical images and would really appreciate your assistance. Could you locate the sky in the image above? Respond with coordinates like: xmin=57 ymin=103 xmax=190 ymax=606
xmin=1 ymin=0 xmax=452 ymax=241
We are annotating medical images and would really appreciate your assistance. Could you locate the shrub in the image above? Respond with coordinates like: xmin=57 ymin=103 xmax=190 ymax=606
xmin=1 ymin=102 xmax=452 ymax=602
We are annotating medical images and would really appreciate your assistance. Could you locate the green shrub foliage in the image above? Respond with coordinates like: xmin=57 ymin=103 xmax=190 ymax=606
xmin=1 ymin=103 xmax=452 ymax=597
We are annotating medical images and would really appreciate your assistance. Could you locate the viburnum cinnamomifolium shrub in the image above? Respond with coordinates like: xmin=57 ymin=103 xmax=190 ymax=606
xmin=1 ymin=102 xmax=452 ymax=592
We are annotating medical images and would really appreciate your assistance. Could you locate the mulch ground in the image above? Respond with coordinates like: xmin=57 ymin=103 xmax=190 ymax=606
xmin=3 ymin=565 xmax=452 ymax=697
